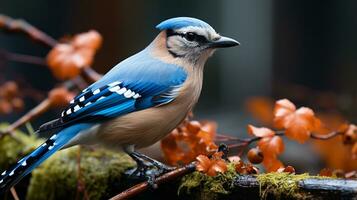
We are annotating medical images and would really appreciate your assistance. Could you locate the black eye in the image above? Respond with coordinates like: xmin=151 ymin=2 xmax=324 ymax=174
xmin=184 ymin=32 xmax=196 ymax=41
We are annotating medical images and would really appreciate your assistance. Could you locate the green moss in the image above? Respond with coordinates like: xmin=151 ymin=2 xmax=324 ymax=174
xmin=27 ymin=147 xmax=135 ymax=200
xmin=0 ymin=123 xmax=43 ymax=169
xmin=256 ymin=172 xmax=327 ymax=199
xmin=178 ymin=163 xmax=237 ymax=200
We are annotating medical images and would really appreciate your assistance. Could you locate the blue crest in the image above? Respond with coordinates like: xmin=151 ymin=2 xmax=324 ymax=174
xmin=156 ymin=17 xmax=212 ymax=31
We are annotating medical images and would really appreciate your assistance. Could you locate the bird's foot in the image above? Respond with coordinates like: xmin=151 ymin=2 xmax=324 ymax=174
xmin=127 ymin=151 xmax=175 ymax=189
xmin=132 ymin=151 xmax=175 ymax=174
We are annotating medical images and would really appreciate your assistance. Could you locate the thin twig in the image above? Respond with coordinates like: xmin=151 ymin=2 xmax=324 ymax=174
xmin=218 ymin=130 xmax=340 ymax=156
xmin=4 ymin=51 xmax=47 ymax=66
xmin=0 ymin=14 xmax=57 ymax=47
xmin=110 ymin=162 xmax=197 ymax=200
xmin=10 ymin=187 xmax=19 ymax=200
xmin=1 ymin=99 xmax=51 ymax=136
xmin=0 ymin=79 xmax=81 ymax=138
xmin=310 ymin=131 xmax=341 ymax=140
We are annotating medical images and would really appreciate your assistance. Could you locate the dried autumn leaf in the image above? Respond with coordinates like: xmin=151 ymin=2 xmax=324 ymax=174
xmin=274 ymin=99 xmax=321 ymax=143
xmin=258 ymin=135 xmax=285 ymax=172
xmin=247 ymin=125 xmax=275 ymax=137
xmin=196 ymin=153 xmax=227 ymax=176
xmin=196 ymin=155 xmax=211 ymax=172
xmin=263 ymin=156 xmax=284 ymax=172
xmin=161 ymin=118 xmax=218 ymax=165
xmin=258 ymin=136 xmax=284 ymax=156
xmin=47 ymin=30 xmax=102 ymax=80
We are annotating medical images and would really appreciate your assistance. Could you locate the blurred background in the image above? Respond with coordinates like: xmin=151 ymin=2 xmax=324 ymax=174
xmin=0 ymin=0 xmax=356 ymax=172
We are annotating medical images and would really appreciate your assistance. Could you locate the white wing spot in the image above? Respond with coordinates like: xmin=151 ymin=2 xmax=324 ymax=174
xmin=85 ymin=102 xmax=92 ymax=107
xmin=133 ymin=93 xmax=141 ymax=99
xmin=93 ymin=89 xmax=100 ymax=95
xmin=0 ymin=179 xmax=3 ymax=184
xmin=50 ymin=134 xmax=57 ymax=140
xmin=9 ymin=170 xmax=14 ymax=176
xmin=48 ymin=145 xmax=54 ymax=150
xmin=117 ymin=87 xmax=127 ymax=95
xmin=79 ymin=96 xmax=85 ymax=102
xmin=61 ymin=111 xmax=65 ymax=117
xmin=109 ymin=85 xmax=120 ymax=92
xmin=42 ymin=143 xmax=47 ymax=147
xmin=73 ymin=105 xmax=81 ymax=112
xmin=108 ymin=81 xmax=121 ymax=87
xmin=1 ymin=171 xmax=6 ymax=176
xmin=21 ymin=161 xmax=27 ymax=166
xmin=124 ymin=90 xmax=135 ymax=98
xmin=70 ymin=99 xmax=74 ymax=104
xmin=66 ymin=109 xmax=72 ymax=115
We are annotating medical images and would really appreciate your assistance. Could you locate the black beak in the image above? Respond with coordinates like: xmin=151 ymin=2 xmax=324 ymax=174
xmin=208 ymin=36 xmax=240 ymax=48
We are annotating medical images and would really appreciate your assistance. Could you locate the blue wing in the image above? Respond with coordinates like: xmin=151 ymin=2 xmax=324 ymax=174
xmin=40 ymin=47 xmax=187 ymax=131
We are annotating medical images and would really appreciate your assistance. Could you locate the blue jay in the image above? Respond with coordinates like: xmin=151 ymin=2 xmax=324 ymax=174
xmin=0 ymin=17 xmax=239 ymax=192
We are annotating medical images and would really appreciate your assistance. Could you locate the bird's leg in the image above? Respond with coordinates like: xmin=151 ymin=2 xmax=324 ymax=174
xmin=127 ymin=152 xmax=149 ymax=178
xmin=131 ymin=151 xmax=175 ymax=174
xmin=124 ymin=146 xmax=158 ymax=188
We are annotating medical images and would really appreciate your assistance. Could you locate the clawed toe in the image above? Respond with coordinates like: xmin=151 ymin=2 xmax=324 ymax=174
xmin=126 ymin=151 xmax=176 ymax=188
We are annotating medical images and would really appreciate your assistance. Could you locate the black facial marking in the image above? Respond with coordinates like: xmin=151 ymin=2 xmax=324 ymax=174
xmin=166 ymin=29 xmax=208 ymax=44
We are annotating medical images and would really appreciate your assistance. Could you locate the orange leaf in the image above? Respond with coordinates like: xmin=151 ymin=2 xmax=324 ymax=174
xmin=161 ymin=118 xmax=218 ymax=165
xmin=196 ymin=154 xmax=227 ymax=176
xmin=46 ymin=30 xmax=102 ymax=80
xmin=263 ymin=156 xmax=284 ymax=172
xmin=247 ymin=125 xmax=275 ymax=137
xmin=196 ymin=155 xmax=211 ymax=172
xmin=274 ymin=99 xmax=296 ymax=128
xmin=274 ymin=99 xmax=321 ymax=143
xmin=258 ymin=136 xmax=284 ymax=156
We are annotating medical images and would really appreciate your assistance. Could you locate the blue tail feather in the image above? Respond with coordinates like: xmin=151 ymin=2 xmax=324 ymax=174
xmin=0 ymin=123 xmax=92 ymax=194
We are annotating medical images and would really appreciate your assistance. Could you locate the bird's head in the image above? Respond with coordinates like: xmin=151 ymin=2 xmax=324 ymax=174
xmin=156 ymin=17 xmax=239 ymax=64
